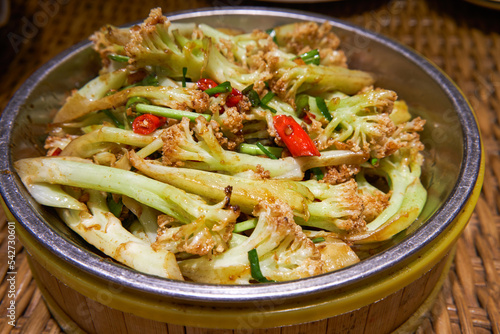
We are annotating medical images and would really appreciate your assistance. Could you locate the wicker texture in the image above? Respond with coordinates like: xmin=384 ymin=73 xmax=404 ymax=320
xmin=0 ymin=0 xmax=499 ymax=332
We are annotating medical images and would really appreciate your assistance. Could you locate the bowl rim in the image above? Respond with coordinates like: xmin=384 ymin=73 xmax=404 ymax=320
xmin=0 ymin=6 xmax=482 ymax=304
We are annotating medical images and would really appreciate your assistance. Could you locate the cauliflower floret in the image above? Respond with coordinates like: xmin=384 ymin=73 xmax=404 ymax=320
xmin=273 ymin=21 xmax=347 ymax=67
xmin=315 ymin=88 xmax=400 ymax=159
xmin=178 ymin=199 xmax=323 ymax=284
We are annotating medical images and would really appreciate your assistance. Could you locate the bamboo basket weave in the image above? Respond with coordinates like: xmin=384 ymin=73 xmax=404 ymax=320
xmin=0 ymin=0 xmax=499 ymax=333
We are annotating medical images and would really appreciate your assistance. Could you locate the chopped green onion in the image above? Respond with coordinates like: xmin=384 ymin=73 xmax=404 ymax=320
xmin=126 ymin=115 xmax=135 ymax=127
xmin=238 ymin=143 xmax=283 ymax=158
xmin=182 ymin=67 xmax=188 ymax=87
xmin=247 ymin=90 xmax=260 ymax=107
xmin=248 ymin=249 xmax=275 ymax=283
xmin=107 ymin=193 xmax=123 ymax=218
xmin=233 ymin=218 xmax=258 ymax=233
xmin=295 ymin=94 xmax=310 ymax=117
xmin=262 ymin=104 xmax=277 ymax=113
xmin=311 ymin=237 xmax=325 ymax=243
xmin=108 ymin=54 xmax=130 ymax=62
xmin=135 ymin=103 xmax=211 ymax=122
xmin=261 ymin=92 xmax=275 ymax=105
xmin=294 ymin=49 xmax=320 ymax=65
xmin=242 ymin=84 xmax=261 ymax=107
xmin=256 ymin=142 xmax=279 ymax=159
xmin=140 ymin=73 xmax=159 ymax=87
xmin=260 ymin=92 xmax=277 ymax=113
xmin=121 ymin=73 xmax=159 ymax=90
xmin=102 ymin=109 xmax=124 ymax=129
xmin=265 ymin=28 xmax=278 ymax=44
xmin=204 ymin=81 xmax=232 ymax=95
xmin=370 ymin=158 xmax=379 ymax=165
xmin=315 ymin=97 xmax=332 ymax=122
xmin=126 ymin=97 xmax=151 ymax=111
xmin=310 ymin=167 xmax=324 ymax=180
xmin=242 ymin=84 xmax=254 ymax=94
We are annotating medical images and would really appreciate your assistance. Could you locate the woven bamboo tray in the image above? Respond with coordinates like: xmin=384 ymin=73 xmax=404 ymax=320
xmin=0 ymin=0 xmax=499 ymax=332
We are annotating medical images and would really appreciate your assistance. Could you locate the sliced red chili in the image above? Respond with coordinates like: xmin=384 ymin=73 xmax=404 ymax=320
xmin=49 ymin=147 xmax=62 ymax=156
xmin=132 ymin=114 xmax=165 ymax=135
xmin=226 ymin=88 xmax=243 ymax=107
xmin=303 ymin=112 xmax=316 ymax=125
xmin=196 ymin=78 xmax=218 ymax=91
xmin=273 ymin=115 xmax=320 ymax=157
xmin=156 ymin=115 xmax=167 ymax=127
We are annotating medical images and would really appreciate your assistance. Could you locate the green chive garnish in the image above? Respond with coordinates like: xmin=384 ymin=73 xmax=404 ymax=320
xmin=315 ymin=97 xmax=332 ymax=122
xmin=234 ymin=218 xmax=258 ymax=233
xmin=260 ymin=92 xmax=277 ymax=113
xmin=248 ymin=248 xmax=275 ymax=283
xmin=246 ymin=90 xmax=260 ymax=107
xmin=242 ymin=84 xmax=254 ymax=94
xmin=256 ymin=142 xmax=279 ymax=159
xmin=295 ymin=94 xmax=310 ymax=117
xmin=310 ymin=167 xmax=324 ymax=180
xmin=238 ymin=143 xmax=283 ymax=158
xmin=102 ymin=110 xmax=124 ymax=129
xmin=121 ymin=73 xmax=159 ymax=90
xmin=205 ymin=81 xmax=232 ymax=95
xmin=294 ymin=49 xmax=320 ymax=65
xmin=242 ymin=84 xmax=261 ymax=107
xmin=126 ymin=97 xmax=151 ymax=111
xmin=261 ymin=92 xmax=275 ymax=105
xmin=265 ymin=28 xmax=278 ymax=44
xmin=135 ymin=104 xmax=211 ymax=122
xmin=311 ymin=237 xmax=325 ymax=243
xmin=107 ymin=193 xmax=123 ymax=218
xmin=108 ymin=54 xmax=130 ymax=62
xmin=142 ymin=74 xmax=159 ymax=87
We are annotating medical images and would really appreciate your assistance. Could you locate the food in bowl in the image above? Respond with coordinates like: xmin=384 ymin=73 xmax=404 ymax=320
xmin=14 ymin=8 xmax=427 ymax=284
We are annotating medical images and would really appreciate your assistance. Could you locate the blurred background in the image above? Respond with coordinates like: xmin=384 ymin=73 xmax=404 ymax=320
xmin=0 ymin=0 xmax=499 ymax=333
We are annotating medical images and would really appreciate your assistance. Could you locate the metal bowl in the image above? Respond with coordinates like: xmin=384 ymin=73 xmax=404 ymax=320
xmin=0 ymin=7 xmax=483 ymax=333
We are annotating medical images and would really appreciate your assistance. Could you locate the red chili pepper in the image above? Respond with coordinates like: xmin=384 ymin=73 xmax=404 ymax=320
xmin=303 ymin=112 xmax=316 ymax=125
xmin=198 ymin=78 xmax=242 ymax=113
xmin=273 ymin=115 xmax=320 ymax=157
xmin=156 ymin=115 xmax=167 ymax=127
xmin=132 ymin=114 xmax=166 ymax=135
xmin=197 ymin=78 xmax=218 ymax=91
xmin=49 ymin=147 xmax=62 ymax=156
xmin=197 ymin=78 xmax=223 ymax=101
xmin=226 ymin=88 xmax=243 ymax=107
